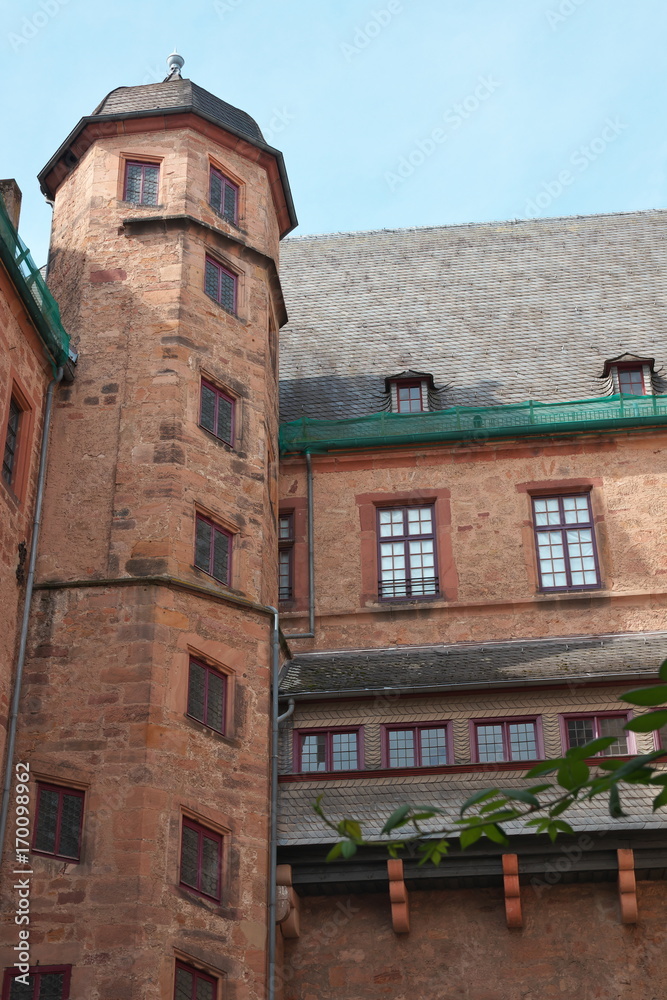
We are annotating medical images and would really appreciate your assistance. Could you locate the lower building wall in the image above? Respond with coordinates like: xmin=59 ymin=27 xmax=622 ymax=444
xmin=282 ymin=882 xmax=667 ymax=1000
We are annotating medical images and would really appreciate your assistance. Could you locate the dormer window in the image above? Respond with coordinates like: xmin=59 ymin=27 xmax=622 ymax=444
xmin=601 ymin=354 xmax=665 ymax=396
xmin=396 ymin=380 xmax=426 ymax=412
xmin=385 ymin=371 xmax=444 ymax=414
xmin=616 ymin=367 xmax=647 ymax=395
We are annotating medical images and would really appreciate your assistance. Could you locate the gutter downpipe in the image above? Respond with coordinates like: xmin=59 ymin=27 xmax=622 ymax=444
xmin=0 ymin=367 xmax=63 ymax=863
xmin=283 ymin=450 xmax=315 ymax=639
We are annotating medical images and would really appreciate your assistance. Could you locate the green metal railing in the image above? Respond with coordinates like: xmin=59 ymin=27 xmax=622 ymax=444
xmin=0 ymin=195 xmax=70 ymax=371
xmin=280 ymin=394 xmax=667 ymax=454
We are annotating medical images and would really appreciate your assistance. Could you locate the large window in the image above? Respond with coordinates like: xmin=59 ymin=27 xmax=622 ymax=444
xmin=194 ymin=514 xmax=231 ymax=585
xmin=563 ymin=714 xmax=631 ymax=757
xmin=199 ymin=380 xmax=234 ymax=445
xmin=187 ymin=659 xmax=227 ymax=735
xmin=383 ymin=724 xmax=449 ymax=767
xmin=33 ymin=784 xmax=84 ymax=862
xmin=378 ymin=505 xmax=437 ymax=599
xmin=296 ymin=729 xmax=361 ymax=773
xmin=180 ymin=818 xmax=223 ymax=902
xmin=472 ymin=719 xmax=540 ymax=763
xmin=532 ymin=494 xmax=601 ymax=591
xmin=209 ymin=167 xmax=239 ymax=225
xmin=3 ymin=966 xmax=71 ymax=999
xmin=2 ymin=396 xmax=21 ymax=487
xmin=205 ymin=257 xmax=237 ymax=314
xmin=278 ymin=512 xmax=294 ymax=601
xmin=124 ymin=161 xmax=159 ymax=205
xmin=174 ymin=961 xmax=218 ymax=1000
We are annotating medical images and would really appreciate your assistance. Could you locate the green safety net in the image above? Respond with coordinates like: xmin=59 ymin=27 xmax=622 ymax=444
xmin=0 ymin=194 xmax=70 ymax=371
xmin=280 ymin=394 xmax=667 ymax=454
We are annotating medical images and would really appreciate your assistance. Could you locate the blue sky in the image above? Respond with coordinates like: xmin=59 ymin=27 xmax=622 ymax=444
xmin=1 ymin=0 xmax=666 ymax=263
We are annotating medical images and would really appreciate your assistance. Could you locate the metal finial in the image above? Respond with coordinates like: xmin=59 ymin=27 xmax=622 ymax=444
xmin=166 ymin=50 xmax=185 ymax=79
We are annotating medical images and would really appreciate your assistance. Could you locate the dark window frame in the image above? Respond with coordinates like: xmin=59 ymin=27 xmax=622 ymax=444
xmin=278 ymin=511 xmax=294 ymax=602
xmin=199 ymin=378 xmax=235 ymax=446
xmin=174 ymin=960 xmax=218 ymax=1000
xmin=123 ymin=159 xmax=160 ymax=205
xmin=377 ymin=504 xmax=439 ymax=601
xmin=391 ymin=378 xmax=427 ymax=413
xmin=293 ymin=727 xmax=364 ymax=774
xmin=204 ymin=255 xmax=238 ymax=315
xmin=2 ymin=965 xmax=72 ymax=1000
xmin=532 ymin=493 xmax=602 ymax=593
xmin=470 ymin=717 xmax=543 ymax=764
xmin=209 ymin=166 xmax=239 ymax=225
xmin=179 ymin=816 xmax=224 ymax=903
xmin=560 ymin=712 xmax=635 ymax=757
xmin=186 ymin=658 xmax=228 ymax=736
xmin=381 ymin=722 xmax=453 ymax=768
xmin=2 ymin=396 xmax=21 ymax=488
xmin=32 ymin=782 xmax=84 ymax=863
xmin=614 ymin=362 xmax=648 ymax=395
xmin=194 ymin=513 xmax=232 ymax=585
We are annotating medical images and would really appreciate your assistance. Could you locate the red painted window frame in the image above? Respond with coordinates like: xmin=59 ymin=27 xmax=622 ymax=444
xmin=376 ymin=504 xmax=439 ymax=601
xmin=174 ymin=960 xmax=218 ymax=1000
xmin=560 ymin=711 xmax=635 ymax=756
xmin=381 ymin=722 xmax=453 ymax=768
xmin=2 ymin=395 xmax=22 ymax=489
xmin=614 ymin=363 xmax=648 ymax=395
xmin=199 ymin=378 xmax=235 ymax=446
xmin=278 ymin=511 xmax=294 ymax=602
xmin=532 ymin=493 xmax=602 ymax=593
xmin=2 ymin=965 xmax=72 ymax=1000
xmin=205 ymin=255 xmax=238 ymax=314
xmin=194 ymin=513 xmax=232 ymax=585
xmin=32 ymin=782 xmax=84 ymax=862
xmin=209 ymin=166 xmax=239 ymax=225
xmin=123 ymin=160 xmax=159 ymax=205
xmin=470 ymin=717 xmax=543 ymax=764
xmin=392 ymin=378 xmax=426 ymax=413
xmin=293 ymin=727 xmax=364 ymax=773
xmin=179 ymin=817 xmax=223 ymax=903
xmin=186 ymin=658 xmax=227 ymax=735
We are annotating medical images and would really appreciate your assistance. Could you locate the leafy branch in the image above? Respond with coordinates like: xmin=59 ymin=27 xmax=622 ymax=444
xmin=314 ymin=660 xmax=667 ymax=866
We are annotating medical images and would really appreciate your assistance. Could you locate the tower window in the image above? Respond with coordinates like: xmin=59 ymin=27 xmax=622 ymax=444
xmin=33 ymin=783 xmax=84 ymax=862
xmin=174 ymin=961 xmax=218 ymax=1000
xmin=209 ymin=167 xmax=239 ymax=225
xmin=124 ymin=161 xmax=159 ymax=205
xmin=617 ymin=367 xmax=647 ymax=395
xmin=199 ymin=380 xmax=234 ymax=445
xmin=205 ymin=257 xmax=237 ymax=315
xmin=2 ymin=396 xmax=21 ymax=487
xmin=395 ymin=380 xmax=426 ymax=412
xmin=278 ymin=512 xmax=294 ymax=601
xmin=187 ymin=658 xmax=227 ymax=735
xmin=194 ymin=514 xmax=231 ymax=585
xmin=179 ymin=818 xmax=223 ymax=901
xmin=3 ymin=966 xmax=72 ymax=999
xmin=377 ymin=505 xmax=438 ymax=599
xmin=532 ymin=494 xmax=601 ymax=591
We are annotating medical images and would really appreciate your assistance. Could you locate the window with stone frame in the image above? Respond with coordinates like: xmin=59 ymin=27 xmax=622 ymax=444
xmin=382 ymin=724 xmax=451 ymax=767
xmin=295 ymin=728 xmax=362 ymax=773
xmin=377 ymin=505 xmax=438 ymax=600
xmin=563 ymin=713 xmax=633 ymax=757
xmin=2 ymin=396 xmax=21 ymax=487
xmin=199 ymin=379 xmax=234 ymax=446
xmin=278 ymin=512 xmax=294 ymax=601
xmin=2 ymin=965 xmax=72 ymax=999
xmin=186 ymin=658 xmax=227 ymax=735
xmin=32 ymin=783 xmax=84 ymax=863
xmin=174 ymin=961 xmax=218 ymax=1000
xmin=179 ymin=817 xmax=223 ymax=902
xmin=123 ymin=160 xmax=159 ymax=205
xmin=472 ymin=719 xmax=541 ymax=763
xmin=209 ymin=167 xmax=239 ymax=225
xmin=194 ymin=514 xmax=231 ymax=585
xmin=532 ymin=494 xmax=601 ymax=592
xmin=204 ymin=256 xmax=237 ymax=314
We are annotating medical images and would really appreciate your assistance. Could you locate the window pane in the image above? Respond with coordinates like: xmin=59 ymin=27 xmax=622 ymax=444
xmin=223 ymin=182 xmax=237 ymax=224
xmin=206 ymin=671 xmax=225 ymax=733
xmin=537 ymin=530 xmax=567 ymax=588
xmin=279 ymin=516 xmax=293 ymax=540
xmin=619 ymin=370 xmax=644 ymax=394
xmin=125 ymin=162 xmax=143 ymax=202
xmin=200 ymin=834 xmax=220 ymax=898
xmin=566 ymin=529 xmax=598 ymax=586
xmin=200 ymin=384 xmax=217 ymax=433
xmin=9 ymin=975 xmax=34 ymax=999
xmin=35 ymin=788 xmax=59 ymax=854
xmin=197 ymin=979 xmax=216 ymax=1000
xmin=331 ymin=732 xmax=358 ymax=770
xmin=407 ymin=506 xmax=432 ymax=535
xmin=216 ymin=395 xmax=233 ymax=443
xmin=567 ymin=718 xmax=595 ymax=748
xmin=388 ymin=729 xmax=415 ymax=767
xmin=212 ymin=529 xmax=229 ymax=583
xmin=195 ymin=519 xmax=212 ymax=572
xmin=477 ymin=724 xmax=505 ymax=762
xmin=3 ymin=397 xmax=20 ymax=484
xmin=279 ymin=549 xmax=292 ymax=601
xmin=508 ymin=722 xmax=537 ymax=760
xmin=301 ymin=733 xmax=326 ymax=772
xmin=533 ymin=498 xmax=561 ymax=526
xmin=142 ymin=165 xmax=159 ymax=205
xmin=180 ymin=825 xmax=200 ymax=889
xmin=210 ymin=170 xmax=223 ymax=213
xmin=175 ymin=967 xmax=194 ymax=1000
xmin=563 ymin=496 xmax=591 ymax=524
xmin=379 ymin=509 xmax=404 ymax=537
xmin=205 ymin=260 xmax=220 ymax=300
xmin=58 ymin=793 xmax=83 ymax=858
xmin=187 ymin=661 xmax=206 ymax=723
xmin=598 ymin=716 xmax=628 ymax=756
xmin=219 ymin=270 xmax=236 ymax=313
xmin=38 ymin=973 xmax=65 ymax=1000
xmin=420 ymin=728 xmax=448 ymax=766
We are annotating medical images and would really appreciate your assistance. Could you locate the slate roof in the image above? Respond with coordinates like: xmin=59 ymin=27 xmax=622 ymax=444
xmin=278 ymin=211 xmax=667 ymax=421
xmin=91 ymin=80 xmax=265 ymax=144
xmin=280 ymin=631 xmax=667 ymax=697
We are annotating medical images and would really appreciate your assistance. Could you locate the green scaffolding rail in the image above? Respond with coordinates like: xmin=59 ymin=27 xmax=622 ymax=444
xmin=280 ymin=394 xmax=667 ymax=454
xmin=0 ymin=194 xmax=70 ymax=371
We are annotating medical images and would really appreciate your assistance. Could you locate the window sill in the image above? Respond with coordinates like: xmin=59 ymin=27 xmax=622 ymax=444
xmin=183 ymin=713 xmax=236 ymax=747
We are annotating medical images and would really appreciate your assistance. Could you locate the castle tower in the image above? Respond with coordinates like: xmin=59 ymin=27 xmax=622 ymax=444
xmin=1 ymin=55 xmax=296 ymax=999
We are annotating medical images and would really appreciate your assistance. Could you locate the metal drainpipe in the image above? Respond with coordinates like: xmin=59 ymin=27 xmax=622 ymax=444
xmin=283 ymin=451 xmax=315 ymax=639
xmin=0 ymin=367 xmax=63 ymax=862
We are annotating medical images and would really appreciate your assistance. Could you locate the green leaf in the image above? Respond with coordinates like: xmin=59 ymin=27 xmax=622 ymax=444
xmin=479 ymin=799 xmax=508 ymax=815
xmin=652 ymin=787 xmax=667 ymax=811
xmin=526 ymin=783 xmax=554 ymax=794
xmin=597 ymin=759 xmax=625 ymax=771
xmin=326 ymin=842 xmax=343 ymax=862
xmin=460 ymin=789 xmax=499 ymax=815
xmin=569 ymin=736 xmax=617 ymax=758
xmin=659 ymin=659 xmax=667 ymax=682
xmin=498 ymin=788 xmax=540 ymax=808
xmin=549 ymin=797 xmax=573 ymax=817
xmin=550 ymin=819 xmax=575 ymax=835
xmin=608 ymin=785 xmax=626 ymax=819
xmin=341 ymin=840 xmax=357 ymax=859
xmin=557 ymin=759 xmax=590 ymax=791
xmin=380 ymin=805 xmax=412 ymax=834
xmin=625 ymin=711 xmax=667 ymax=733
xmin=524 ymin=760 xmax=564 ymax=777
xmin=482 ymin=824 xmax=509 ymax=846
xmin=338 ymin=819 xmax=362 ymax=841
xmin=460 ymin=827 xmax=483 ymax=850
xmin=475 ymin=809 xmax=521 ymax=824
xmin=620 ymin=684 xmax=667 ymax=707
